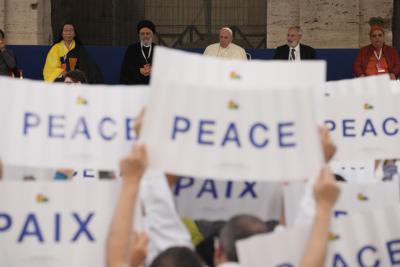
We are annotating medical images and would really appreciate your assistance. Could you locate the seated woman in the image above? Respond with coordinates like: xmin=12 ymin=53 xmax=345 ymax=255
xmin=43 ymin=23 xmax=103 ymax=83
xmin=353 ymin=25 xmax=400 ymax=80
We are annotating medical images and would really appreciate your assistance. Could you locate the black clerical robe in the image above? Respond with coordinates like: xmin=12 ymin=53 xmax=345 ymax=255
xmin=120 ymin=42 xmax=156 ymax=85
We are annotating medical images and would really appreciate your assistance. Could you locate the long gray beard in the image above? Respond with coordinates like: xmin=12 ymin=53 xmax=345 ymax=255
xmin=141 ymin=40 xmax=152 ymax=48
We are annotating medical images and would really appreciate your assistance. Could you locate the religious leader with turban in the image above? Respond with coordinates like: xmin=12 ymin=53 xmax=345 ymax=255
xmin=353 ymin=25 xmax=400 ymax=80
xmin=120 ymin=20 xmax=157 ymax=85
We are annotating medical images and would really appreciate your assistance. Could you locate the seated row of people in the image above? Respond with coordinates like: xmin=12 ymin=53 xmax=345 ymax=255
xmin=0 ymin=21 xmax=399 ymax=84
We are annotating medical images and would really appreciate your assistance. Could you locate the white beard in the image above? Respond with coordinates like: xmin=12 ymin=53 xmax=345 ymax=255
xmin=141 ymin=40 xmax=152 ymax=47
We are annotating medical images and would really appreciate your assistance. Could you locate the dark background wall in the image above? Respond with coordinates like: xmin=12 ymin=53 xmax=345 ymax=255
xmin=50 ymin=0 xmax=145 ymax=45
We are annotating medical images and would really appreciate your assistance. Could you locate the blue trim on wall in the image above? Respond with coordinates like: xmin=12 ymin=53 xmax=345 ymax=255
xmin=8 ymin=45 xmax=360 ymax=84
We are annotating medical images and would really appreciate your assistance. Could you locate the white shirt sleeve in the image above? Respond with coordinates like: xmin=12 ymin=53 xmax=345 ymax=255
xmin=139 ymin=170 xmax=193 ymax=266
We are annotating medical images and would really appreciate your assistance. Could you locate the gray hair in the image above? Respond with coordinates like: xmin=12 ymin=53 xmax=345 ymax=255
xmin=289 ymin=25 xmax=303 ymax=36
xmin=218 ymin=215 xmax=267 ymax=262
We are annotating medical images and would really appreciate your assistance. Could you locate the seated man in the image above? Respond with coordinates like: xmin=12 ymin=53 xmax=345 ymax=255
xmin=120 ymin=20 xmax=157 ymax=85
xmin=0 ymin=29 xmax=16 ymax=76
xmin=273 ymin=26 xmax=316 ymax=61
xmin=203 ymin=27 xmax=247 ymax=60
xmin=353 ymin=25 xmax=400 ymax=80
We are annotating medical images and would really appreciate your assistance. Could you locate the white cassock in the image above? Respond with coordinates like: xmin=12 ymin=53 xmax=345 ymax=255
xmin=203 ymin=43 xmax=247 ymax=60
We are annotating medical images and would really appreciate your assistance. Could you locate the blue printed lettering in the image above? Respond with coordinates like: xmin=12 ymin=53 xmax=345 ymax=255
xmin=357 ymin=245 xmax=379 ymax=267
xmin=71 ymin=117 xmax=91 ymax=140
xmin=55 ymin=213 xmax=61 ymax=242
xmin=278 ymin=122 xmax=296 ymax=148
xmin=48 ymin=115 xmax=65 ymax=138
xmin=125 ymin=117 xmax=137 ymax=140
xmin=387 ymin=239 xmax=400 ymax=265
xmin=221 ymin=122 xmax=241 ymax=147
xmin=174 ymin=177 xmax=195 ymax=196
xmin=83 ymin=169 xmax=96 ymax=178
xmin=383 ymin=117 xmax=399 ymax=136
xmin=225 ymin=181 xmax=233 ymax=198
xmin=239 ymin=182 xmax=257 ymax=198
xmin=342 ymin=119 xmax=356 ymax=137
xmin=23 ymin=112 xmax=41 ymax=135
xmin=71 ymin=213 xmax=95 ymax=242
xmin=0 ymin=213 xmax=12 ymax=232
xmin=172 ymin=116 xmax=191 ymax=140
xmin=324 ymin=120 xmax=336 ymax=131
xmin=361 ymin=119 xmax=377 ymax=137
xmin=18 ymin=213 xmax=44 ymax=242
xmin=99 ymin=117 xmax=117 ymax=141
xmin=334 ymin=210 xmax=348 ymax=218
xmin=249 ymin=123 xmax=269 ymax=148
xmin=332 ymin=253 xmax=350 ymax=267
xmin=197 ymin=179 xmax=218 ymax=199
xmin=198 ymin=120 xmax=215 ymax=145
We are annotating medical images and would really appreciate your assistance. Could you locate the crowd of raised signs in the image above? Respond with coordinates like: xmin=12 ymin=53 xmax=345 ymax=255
xmin=0 ymin=18 xmax=400 ymax=267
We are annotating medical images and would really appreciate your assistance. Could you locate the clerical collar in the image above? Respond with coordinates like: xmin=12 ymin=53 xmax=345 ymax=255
xmin=141 ymin=42 xmax=152 ymax=48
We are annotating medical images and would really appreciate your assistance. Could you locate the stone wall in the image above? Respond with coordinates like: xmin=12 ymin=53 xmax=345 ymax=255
xmin=267 ymin=0 xmax=393 ymax=48
xmin=0 ymin=0 xmax=394 ymax=47
xmin=0 ymin=0 xmax=51 ymax=45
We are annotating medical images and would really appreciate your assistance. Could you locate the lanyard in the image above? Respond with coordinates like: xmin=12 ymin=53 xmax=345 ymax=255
xmin=374 ymin=48 xmax=382 ymax=61
xmin=141 ymin=44 xmax=152 ymax=64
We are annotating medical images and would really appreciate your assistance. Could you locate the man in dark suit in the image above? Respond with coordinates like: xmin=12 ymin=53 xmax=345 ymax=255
xmin=273 ymin=26 xmax=316 ymax=60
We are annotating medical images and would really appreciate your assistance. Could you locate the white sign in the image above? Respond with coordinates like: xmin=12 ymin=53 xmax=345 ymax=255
xmin=284 ymin=180 xmax=399 ymax=227
xmin=0 ymin=77 xmax=148 ymax=169
xmin=333 ymin=181 xmax=399 ymax=218
xmin=173 ymin=177 xmax=283 ymax=221
xmin=142 ymin=83 xmax=324 ymax=181
xmin=151 ymin=47 xmax=327 ymax=90
xmin=0 ymin=181 xmax=119 ymax=267
xmin=237 ymin=205 xmax=400 ymax=267
xmin=237 ymin=224 xmax=311 ymax=267
xmin=323 ymin=75 xmax=400 ymax=160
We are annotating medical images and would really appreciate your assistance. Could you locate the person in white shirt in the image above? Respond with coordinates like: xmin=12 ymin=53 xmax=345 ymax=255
xmin=106 ymin=144 xmax=196 ymax=267
xmin=203 ymin=27 xmax=247 ymax=60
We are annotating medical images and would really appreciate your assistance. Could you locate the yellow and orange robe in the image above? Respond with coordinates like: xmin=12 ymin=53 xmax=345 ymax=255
xmin=43 ymin=40 xmax=75 ymax=82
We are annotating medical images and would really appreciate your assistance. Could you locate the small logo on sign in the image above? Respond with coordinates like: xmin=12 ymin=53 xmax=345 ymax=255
xmin=363 ymin=103 xmax=373 ymax=110
xmin=328 ymin=232 xmax=340 ymax=241
xmin=228 ymin=100 xmax=239 ymax=110
xmin=36 ymin=194 xmax=49 ymax=203
xmin=77 ymin=96 xmax=88 ymax=106
xmin=357 ymin=193 xmax=369 ymax=201
xmin=230 ymin=71 xmax=241 ymax=80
